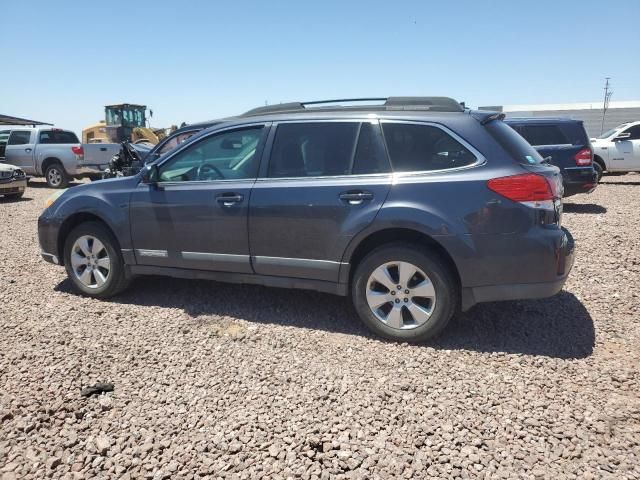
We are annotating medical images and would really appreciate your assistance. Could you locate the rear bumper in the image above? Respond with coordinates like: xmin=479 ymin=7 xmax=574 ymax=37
xmin=74 ymin=164 xmax=108 ymax=176
xmin=461 ymin=227 xmax=575 ymax=310
xmin=563 ymin=167 xmax=598 ymax=196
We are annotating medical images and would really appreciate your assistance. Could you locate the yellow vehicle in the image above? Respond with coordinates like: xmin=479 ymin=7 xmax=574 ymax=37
xmin=82 ymin=104 xmax=171 ymax=145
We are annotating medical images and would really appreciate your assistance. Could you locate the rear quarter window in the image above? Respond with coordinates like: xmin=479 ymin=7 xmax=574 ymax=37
xmin=487 ymin=121 xmax=544 ymax=165
xmin=381 ymin=122 xmax=477 ymax=172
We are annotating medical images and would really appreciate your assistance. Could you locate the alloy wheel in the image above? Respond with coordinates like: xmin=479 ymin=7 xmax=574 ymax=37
xmin=70 ymin=235 xmax=111 ymax=289
xmin=47 ymin=168 xmax=62 ymax=187
xmin=365 ymin=261 xmax=436 ymax=330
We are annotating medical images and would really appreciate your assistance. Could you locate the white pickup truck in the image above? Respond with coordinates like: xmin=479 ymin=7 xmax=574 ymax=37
xmin=591 ymin=121 xmax=640 ymax=179
xmin=0 ymin=126 xmax=120 ymax=187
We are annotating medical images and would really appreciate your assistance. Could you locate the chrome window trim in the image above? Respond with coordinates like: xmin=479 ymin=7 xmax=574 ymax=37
xmin=254 ymin=172 xmax=392 ymax=183
xmin=148 ymin=178 xmax=257 ymax=188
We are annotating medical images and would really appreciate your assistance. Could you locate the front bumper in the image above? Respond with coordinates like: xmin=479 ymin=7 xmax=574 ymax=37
xmin=0 ymin=177 xmax=27 ymax=195
xmin=462 ymin=227 xmax=575 ymax=310
xmin=38 ymin=212 xmax=61 ymax=265
xmin=563 ymin=167 xmax=598 ymax=196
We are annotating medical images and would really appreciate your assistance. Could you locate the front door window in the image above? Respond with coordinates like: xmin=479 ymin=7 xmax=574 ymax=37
xmin=159 ymin=127 xmax=264 ymax=182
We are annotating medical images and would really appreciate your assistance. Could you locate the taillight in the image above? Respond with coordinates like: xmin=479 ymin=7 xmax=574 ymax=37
xmin=71 ymin=145 xmax=83 ymax=155
xmin=487 ymin=173 xmax=556 ymax=210
xmin=574 ymin=148 xmax=592 ymax=166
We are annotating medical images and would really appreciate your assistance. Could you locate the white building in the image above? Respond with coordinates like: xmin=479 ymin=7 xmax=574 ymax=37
xmin=479 ymin=100 xmax=640 ymax=137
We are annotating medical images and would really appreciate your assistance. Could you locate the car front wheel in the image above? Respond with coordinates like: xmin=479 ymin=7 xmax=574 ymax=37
xmin=63 ymin=222 xmax=130 ymax=297
xmin=352 ymin=243 xmax=458 ymax=342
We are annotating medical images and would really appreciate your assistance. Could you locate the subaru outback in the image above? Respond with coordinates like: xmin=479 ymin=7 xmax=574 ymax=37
xmin=38 ymin=97 xmax=575 ymax=342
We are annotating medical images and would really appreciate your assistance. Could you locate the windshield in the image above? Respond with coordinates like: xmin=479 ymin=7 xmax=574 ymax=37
xmin=597 ymin=125 xmax=626 ymax=139
xmin=597 ymin=128 xmax=618 ymax=139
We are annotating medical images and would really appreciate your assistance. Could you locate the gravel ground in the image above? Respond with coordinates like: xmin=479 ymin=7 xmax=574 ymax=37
xmin=1 ymin=176 xmax=639 ymax=480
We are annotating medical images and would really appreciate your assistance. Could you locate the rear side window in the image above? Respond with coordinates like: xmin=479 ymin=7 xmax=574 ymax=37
xmin=621 ymin=124 xmax=640 ymax=140
xmin=487 ymin=121 xmax=544 ymax=165
xmin=519 ymin=125 xmax=568 ymax=146
xmin=269 ymin=122 xmax=359 ymax=177
xmin=381 ymin=123 xmax=477 ymax=172
xmin=39 ymin=130 xmax=80 ymax=144
xmin=8 ymin=131 xmax=32 ymax=145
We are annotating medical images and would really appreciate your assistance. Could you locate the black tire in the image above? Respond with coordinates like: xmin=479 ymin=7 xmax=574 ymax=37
xmin=593 ymin=161 xmax=604 ymax=182
xmin=63 ymin=221 xmax=131 ymax=298
xmin=351 ymin=242 xmax=458 ymax=342
xmin=45 ymin=163 xmax=70 ymax=188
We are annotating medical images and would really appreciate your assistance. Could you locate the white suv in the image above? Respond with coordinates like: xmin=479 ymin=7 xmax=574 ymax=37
xmin=591 ymin=121 xmax=640 ymax=179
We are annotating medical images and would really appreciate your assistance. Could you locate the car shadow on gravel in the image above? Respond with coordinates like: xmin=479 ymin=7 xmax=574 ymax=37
xmin=56 ymin=277 xmax=594 ymax=359
xmin=435 ymin=291 xmax=594 ymax=359
xmin=562 ymin=203 xmax=607 ymax=214
xmin=0 ymin=196 xmax=32 ymax=203
xmin=599 ymin=181 xmax=640 ymax=186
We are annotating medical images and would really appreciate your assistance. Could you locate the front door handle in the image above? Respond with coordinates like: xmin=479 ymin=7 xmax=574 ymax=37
xmin=25 ymin=148 xmax=32 ymax=153
xmin=216 ymin=193 xmax=244 ymax=206
xmin=339 ymin=190 xmax=374 ymax=205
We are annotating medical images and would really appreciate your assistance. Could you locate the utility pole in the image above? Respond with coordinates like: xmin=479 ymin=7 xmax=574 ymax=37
xmin=600 ymin=77 xmax=613 ymax=134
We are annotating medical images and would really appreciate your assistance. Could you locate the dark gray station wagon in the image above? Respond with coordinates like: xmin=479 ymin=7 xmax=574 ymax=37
xmin=39 ymin=97 xmax=575 ymax=342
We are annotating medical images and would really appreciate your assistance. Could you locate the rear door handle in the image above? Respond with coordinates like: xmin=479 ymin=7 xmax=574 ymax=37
xmin=25 ymin=148 xmax=32 ymax=153
xmin=216 ymin=193 xmax=244 ymax=206
xmin=339 ymin=190 xmax=373 ymax=205
xmin=100 ymin=147 xmax=107 ymax=151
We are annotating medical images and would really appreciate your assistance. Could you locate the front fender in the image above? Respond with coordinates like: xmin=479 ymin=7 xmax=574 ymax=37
xmin=43 ymin=177 xmax=137 ymax=255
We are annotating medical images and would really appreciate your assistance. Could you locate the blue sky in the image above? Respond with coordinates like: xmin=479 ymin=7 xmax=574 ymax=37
xmin=3 ymin=0 xmax=639 ymax=135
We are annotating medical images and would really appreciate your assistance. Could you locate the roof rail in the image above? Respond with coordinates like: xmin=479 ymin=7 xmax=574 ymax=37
xmin=242 ymin=97 xmax=464 ymax=116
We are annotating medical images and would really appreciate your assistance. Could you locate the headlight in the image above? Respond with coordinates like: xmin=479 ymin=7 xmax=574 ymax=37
xmin=13 ymin=169 xmax=25 ymax=178
xmin=44 ymin=189 xmax=66 ymax=209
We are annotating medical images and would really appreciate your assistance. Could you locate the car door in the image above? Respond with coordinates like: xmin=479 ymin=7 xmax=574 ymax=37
xmin=249 ymin=120 xmax=392 ymax=282
xmin=129 ymin=123 xmax=269 ymax=273
xmin=4 ymin=130 xmax=35 ymax=173
xmin=608 ymin=125 xmax=640 ymax=170
xmin=0 ymin=130 xmax=10 ymax=158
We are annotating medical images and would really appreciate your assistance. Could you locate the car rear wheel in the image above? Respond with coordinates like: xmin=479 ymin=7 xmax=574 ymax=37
xmin=45 ymin=163 xmax=69 ymax=188
xmin=63 ymin=222 xmax=130 ymax=298
xmin=352 ymin=243 xmax=458 ymax=342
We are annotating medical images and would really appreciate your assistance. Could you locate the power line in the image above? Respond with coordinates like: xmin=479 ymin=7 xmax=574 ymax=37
xmin=600 ymin=77 xmax=613 ymax=134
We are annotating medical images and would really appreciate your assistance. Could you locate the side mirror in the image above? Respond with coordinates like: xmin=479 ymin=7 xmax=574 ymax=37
xmin=140 ymin=164 xmax=159 ymax=184
xmin=614 ymin=132 xmax=631 ymax=141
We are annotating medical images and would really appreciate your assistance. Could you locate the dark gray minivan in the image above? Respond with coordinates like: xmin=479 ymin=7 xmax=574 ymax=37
xmin=38 ymin=97 xmax=575 ymax=342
